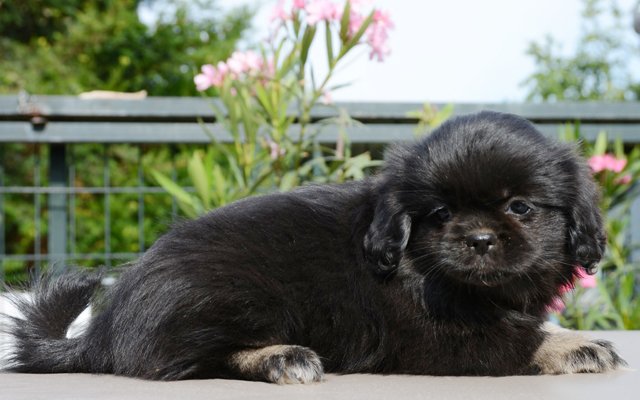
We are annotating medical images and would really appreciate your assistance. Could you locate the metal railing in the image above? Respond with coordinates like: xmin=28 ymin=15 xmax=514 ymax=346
xmin=2 ymin=94 xmax=640 ymax=281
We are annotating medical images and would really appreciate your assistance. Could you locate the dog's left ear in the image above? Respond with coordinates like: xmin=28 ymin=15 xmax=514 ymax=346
xmin=566 ymin=171 xmax=607 ymax=275
xmin=363 ymin=192 xmax=412 ymax=276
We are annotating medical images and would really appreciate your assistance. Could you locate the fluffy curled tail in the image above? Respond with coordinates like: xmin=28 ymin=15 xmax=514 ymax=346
xmin=3 ymin=268 xmax=103 ymax=373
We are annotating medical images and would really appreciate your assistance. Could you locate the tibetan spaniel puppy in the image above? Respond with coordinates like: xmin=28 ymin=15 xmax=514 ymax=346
xmin=5 ymin=111 xmax=626 ymax=383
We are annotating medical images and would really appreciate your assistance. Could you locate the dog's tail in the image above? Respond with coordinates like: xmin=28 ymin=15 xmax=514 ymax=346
xmin=3 ymin=268 xmax=103 ymax=373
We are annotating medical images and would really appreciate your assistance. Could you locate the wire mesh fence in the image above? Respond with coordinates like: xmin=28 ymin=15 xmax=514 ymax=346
xmin=0 ymin=142 xmax=200 ymax=285
xmin=3 ymin=95 xmax=640 ymax=286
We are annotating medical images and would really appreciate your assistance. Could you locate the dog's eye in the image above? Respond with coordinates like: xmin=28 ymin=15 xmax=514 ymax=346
xmin=507 ymin=201 xmax=531 ymax=215
xmin=435 ymin=207 xmax=452 ymax=222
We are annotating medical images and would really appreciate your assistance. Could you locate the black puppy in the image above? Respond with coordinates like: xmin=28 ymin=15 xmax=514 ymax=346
xmin=5 ymin=111 xmax=626 ymax=383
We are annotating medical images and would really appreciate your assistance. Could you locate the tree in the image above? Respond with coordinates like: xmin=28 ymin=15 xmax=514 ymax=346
xmin=523 ymin=0 xmax=640 ymax=102
xmin=0 ymin=0 xmax=255 ymax=96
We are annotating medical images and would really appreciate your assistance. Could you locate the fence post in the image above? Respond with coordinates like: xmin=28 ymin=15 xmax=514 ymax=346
xmin=48 ymin=144 xmax=67 ymax=267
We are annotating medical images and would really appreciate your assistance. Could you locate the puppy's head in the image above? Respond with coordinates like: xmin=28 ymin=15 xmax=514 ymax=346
xmin=364 ymin=111 xmax=605 ymax=292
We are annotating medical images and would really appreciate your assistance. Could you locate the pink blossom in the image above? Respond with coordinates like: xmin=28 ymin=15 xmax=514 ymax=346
xmin=194 ymin=65 xmax=215 ymax=91
xmin=226 ymin=51 xmax=264 ymax=77
xmin=335 ymin=6 xmax=365 ymax=38
xmin=588 ymin=154 xmax=627 ymax=173
xmin=349 ymin=0 xmax=372 ymax=13
xmin=575 ymin=268 xmax=597 ymax=289
xmin=244 ymin=51 xmax=264 ymax=74
xmin=365 ymin=10 xmax=393 ymax=62
xmin=293 ymin=0 xmax=306 ymax=8
xmin=216 ymin=61 xmax=229 ymax=77
xmin=306 ymin=0 xmax=338 ymax=25
xmin=322 ymin=89 xmax=333 ymax=105
xmin=547 ymin=266 xmax=597 ymax=313
xmin=226 ymin=52 xmax=248 ymax=76
xmin=265 ymin=59 xmax=275 ymax=79
xmin=548 ymin=296 xmax=566 ymax=313
xmin=371 ymin=9 xmax=394 ymax=30
xmin=268 ymin=140 xmax=286 ymax=160
xmin=270 ymin=0 xmax=291 ymax=22
xmin=194 ymin=64 xmax=225 ymax=91
xmin=615 ymin=174 xmax=632 ymax=184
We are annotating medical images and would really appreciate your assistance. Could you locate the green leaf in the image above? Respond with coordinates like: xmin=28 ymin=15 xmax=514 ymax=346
xmin=344 ymin=10 xmax=374 ymax=53
xmin=594 ymin=131 xmax=608 ymax=156
xmin=325 ymin=20 xmax=334 ymax=68
xmin=152 ymin=170 xmax=201 ymax=218
xmin=255 ymin=85 xmax=274 ymax=116
xmin=188 ymin=152 xmax=211 ymax=210
xmin=280 ymin=171 xmax=299 ymax=191
xmin=151 ymin=170 xmax=194 ymax=206
xmin=198 ymin=119 xmax=246 ymax=190
xmin=278 ymin=46 xmax=300 ymax=80
xmin=212 ymin=163 xmax=227 ymax=206
xmin=614 ymin=136 xmax=625 ymax=159
xmin=300 ymin=24 xmax=317 ymax=66
xmin=339 ymin=0 xmax=351 ymax=42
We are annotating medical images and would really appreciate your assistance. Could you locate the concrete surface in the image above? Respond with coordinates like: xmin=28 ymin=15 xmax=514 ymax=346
xmin=0 ymin=331 xmax=637 ymax=400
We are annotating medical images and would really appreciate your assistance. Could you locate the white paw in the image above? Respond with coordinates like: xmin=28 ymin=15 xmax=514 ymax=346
xmin=231 ymin=345 xmax=324 ymax=384
xmin=532 ymin=323 xmax=627 ymax=374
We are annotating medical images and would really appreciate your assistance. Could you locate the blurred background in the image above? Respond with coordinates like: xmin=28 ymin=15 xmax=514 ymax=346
xmin=3 ymin=0 xmax=640 ymax=101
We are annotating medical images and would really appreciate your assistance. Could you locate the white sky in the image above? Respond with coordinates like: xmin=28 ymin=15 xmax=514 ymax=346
xmin=201 ymin=0 xmax=640 ymax=102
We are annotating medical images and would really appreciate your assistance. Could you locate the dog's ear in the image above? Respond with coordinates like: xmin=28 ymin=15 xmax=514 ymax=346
xmin=566 ymin=170 xmax=607 ymax=275
xmin=363 ymin=192 xmax=412 ymax=276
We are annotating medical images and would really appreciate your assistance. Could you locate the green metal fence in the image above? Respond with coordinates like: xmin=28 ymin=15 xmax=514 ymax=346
xmin=2 ymin=94 xmax=640 ymax=281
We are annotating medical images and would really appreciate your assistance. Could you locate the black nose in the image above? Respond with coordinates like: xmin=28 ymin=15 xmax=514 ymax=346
xmin=465 ymin=232 xmax=497 ymax=256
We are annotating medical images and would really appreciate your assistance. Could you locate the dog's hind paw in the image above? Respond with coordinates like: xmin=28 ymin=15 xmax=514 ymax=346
xmin=531 ymin=322 xmax=627 ymax=374
xmin=230 ymin=345 xmax=324 ymax=384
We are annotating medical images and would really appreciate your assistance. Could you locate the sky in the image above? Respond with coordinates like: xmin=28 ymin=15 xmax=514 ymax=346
xmin=151 ymin=0 xmax=640 ymax=103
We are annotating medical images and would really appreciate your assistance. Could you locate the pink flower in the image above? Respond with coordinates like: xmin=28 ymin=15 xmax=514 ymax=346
xmin=335 ymin=3 xmax=366 ymax=38
xmin=306 ymin=0 xmax=338 ymax=25
xmin=322 ymin=89 xmax=333 ymax=105
xmin=194 ymin=65 xmax=215 ymax=91
xmin=576 ymin=269 xmax=597 ymax=289
xmin=350 ymin=0 xmax=372 ymax=12
xmin=268 ymin=140 xmax=286 ymax=160
xmin=367 ymin=31 xmax=391 ymax=61
xmin=216 ymin=61 xmax=229 ymax=77
xmin=270 ymin=0 xmax=291 ymax=22
xmin=547 ymin=266 xmax=597 ymax=313
xmin=615 ymin=174 xmax=632 ymax=184
xmin=588 ymin=154 xmax=627 ymax=173
xmin=226 ymin=51 xmax=264 ymax=77
xmin=371 ymin=9 xmax=394 ymax=30
xmin=265 ymin=59 xmax=275 ymax=79
xmin=293 ymin=0 xmax=306 ymax=8
xmin=194 ymin=64 xmax=226 ymax=91
xmin=226 ymin=52 xmax=248 ymax=76
xmin=365 ymin=9 xmax=393 ymax=62
xmin=548 ymin=296 xmax=566 ymax=313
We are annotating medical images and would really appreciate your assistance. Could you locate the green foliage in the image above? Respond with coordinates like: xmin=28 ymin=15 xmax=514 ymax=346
xmin=153 ymin=1 xmax=384 ymax=216
xmin=0 ymin=142 xmax=205 ymax=285
xmin=523 ymin=0 xmax=640 ymax=101
xmin=0 ymin=0 xmax=254 ymax=95
xmin=406 ymin=103 xmax=454 ymax=135
xmin=554 ymin=124 xmax=640 ymax=329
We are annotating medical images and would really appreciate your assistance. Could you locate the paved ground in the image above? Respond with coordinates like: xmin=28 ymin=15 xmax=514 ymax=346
xmin=0 ymin=331 xmax=637 ymax=400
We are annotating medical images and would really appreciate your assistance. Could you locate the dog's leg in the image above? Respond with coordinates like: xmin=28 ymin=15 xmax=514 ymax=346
xmin=531 ymin=322 xmax=627 ymax=374
xmin=228 ymin=345 xmax=324 ymax=384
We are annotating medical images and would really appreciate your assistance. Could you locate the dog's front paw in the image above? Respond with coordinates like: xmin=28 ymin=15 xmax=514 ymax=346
xmin=230 ymin=345 xmax=324 ymax=384
xmin=531 ymin=322 xmax=627 ymax=374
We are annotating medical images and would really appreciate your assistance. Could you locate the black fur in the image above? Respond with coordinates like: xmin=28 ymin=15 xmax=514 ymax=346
xmin=4 ymin=111 xmax=617 ymax=381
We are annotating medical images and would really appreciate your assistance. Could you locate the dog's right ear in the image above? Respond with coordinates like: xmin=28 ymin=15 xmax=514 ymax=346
xmin=363 ymin=192 xmax=412 ymax=276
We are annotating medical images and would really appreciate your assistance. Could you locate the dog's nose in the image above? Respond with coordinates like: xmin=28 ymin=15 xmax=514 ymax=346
xmin=465 ymin=233 xmax=497 ymax=256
